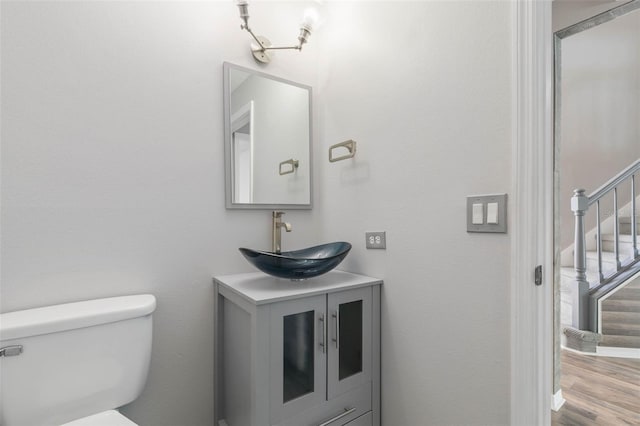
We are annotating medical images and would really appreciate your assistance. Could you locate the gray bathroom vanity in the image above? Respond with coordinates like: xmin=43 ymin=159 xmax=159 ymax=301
xmin=213 ymin=270 xmax=382 ymax=426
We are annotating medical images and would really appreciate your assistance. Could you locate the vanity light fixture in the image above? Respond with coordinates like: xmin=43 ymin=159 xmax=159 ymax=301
xmin=236 ymin=0 xmax=319 ymax=64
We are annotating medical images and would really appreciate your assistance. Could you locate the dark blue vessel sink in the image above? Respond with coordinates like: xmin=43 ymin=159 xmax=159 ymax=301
xmin=239 ymin=242 xmax=352 ymax=280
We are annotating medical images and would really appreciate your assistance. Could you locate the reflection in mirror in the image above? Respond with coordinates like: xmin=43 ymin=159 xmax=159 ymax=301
xmin=224 ymin=63 xmax=312 ymax=209
xmin=231 ymin=101 xmax=253 ymax=203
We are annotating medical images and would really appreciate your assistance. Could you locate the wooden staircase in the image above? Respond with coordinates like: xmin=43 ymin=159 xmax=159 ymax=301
xmin=561 ymin=213 xmax=640 ymax=350
xmin=563 ymin=161 xmax=640 ymax=352
xmin=601 ymin=277 xmax=640 ymax=348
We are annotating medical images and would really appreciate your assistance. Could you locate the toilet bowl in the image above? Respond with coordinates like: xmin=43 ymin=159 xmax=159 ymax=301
xmin=0 ymin=294 xmax=156 ymax=426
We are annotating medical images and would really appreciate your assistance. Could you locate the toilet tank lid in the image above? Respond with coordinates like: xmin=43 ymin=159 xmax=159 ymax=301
xmin=0 ymin=294 xmax=156 ymax=341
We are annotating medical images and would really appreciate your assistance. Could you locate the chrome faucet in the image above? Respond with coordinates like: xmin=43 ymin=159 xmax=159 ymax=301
xmin=272 ymin=211 xmax=292 ymax=254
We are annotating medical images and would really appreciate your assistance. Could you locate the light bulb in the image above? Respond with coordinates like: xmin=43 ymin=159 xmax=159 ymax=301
xmin=236 ymin=0 xmax=249 ymax=14
xmin=301 ymin=8 xmax=319 ymax=32
xmin=237 ymin=0 xmax=250 ymax=29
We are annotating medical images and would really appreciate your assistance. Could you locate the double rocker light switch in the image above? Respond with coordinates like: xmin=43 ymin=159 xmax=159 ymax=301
xmin=466 ymin=194 xmax=507 ymax=233
xmin=472 ymin=203 xmax=484 ymax=224
xmin=486 ymin=202 xmax=499 ymax=224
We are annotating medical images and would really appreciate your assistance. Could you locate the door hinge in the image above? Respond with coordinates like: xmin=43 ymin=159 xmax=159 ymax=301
xmin=534 ymin=265 xmax=543 ymax=286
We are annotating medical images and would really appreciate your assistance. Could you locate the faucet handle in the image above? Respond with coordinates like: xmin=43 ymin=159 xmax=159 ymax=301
xmin=273 ymin=210 xmax=285 ymax=218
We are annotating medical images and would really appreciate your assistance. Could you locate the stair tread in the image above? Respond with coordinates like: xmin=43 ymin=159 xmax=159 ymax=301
xmin=623 ymin=277 xmax=640 ymax=289
xmin=602 ymin=298 xmax=640 ymax=306
xmin=602 ymin=321 xmax=640 ymax=329
xmin=601 ymin=233 xmax=640 ymax=242
xmin=561 ymin=267 xmax=577 ymax=278
xmin=584 ymin=251 xmax=638 ymax=280
xmin=602 ymin=311 xmax=640 ymax=323
xmin=607 ymin=287 xmax=640 ymax=300
xmin=586 ymin=250 xmax=615 ymax=259
xmin=601 ymin=298 xmax=640 ymax=312
xmin=585 ymin=250 xmax=633 ymax=262
xmin=602 ymin=322 xmax=640 ymax=336
xmin=561 ymin=267 xmax=584 ymax=280
xmin=619 ymin=216 xmax=640 ymax=225
xmin=560 ymin=267 xmax=610 ymax=291
xmin=561 ymin=266 xmax=601 ymax=280
xmin=599 ymin=334 xmax=640 ymax=349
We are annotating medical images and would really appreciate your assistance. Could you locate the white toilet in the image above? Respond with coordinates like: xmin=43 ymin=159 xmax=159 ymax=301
xmin=0 ymin=294 xmax=156 ymax=426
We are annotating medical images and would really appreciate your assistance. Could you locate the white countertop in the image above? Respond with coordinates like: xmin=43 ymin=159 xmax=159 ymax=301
xmin=213 ymin=270 xmax=382 ymax=305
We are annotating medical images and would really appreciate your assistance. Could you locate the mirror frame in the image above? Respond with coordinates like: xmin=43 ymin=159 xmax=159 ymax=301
xmin=223 ymin=62 xmax=313 ymax=210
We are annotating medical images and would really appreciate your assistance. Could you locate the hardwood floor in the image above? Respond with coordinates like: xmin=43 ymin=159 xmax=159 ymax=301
xmin=552 ymin=350 xmax=640 ymax=425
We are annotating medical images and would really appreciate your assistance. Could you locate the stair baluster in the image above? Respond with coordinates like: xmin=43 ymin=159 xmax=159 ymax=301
xmin=596 ymin=200 xmax=603 ymax=283
xmin=632 ymin=174 xmax=638 ymax=258
xmin=614 ymin=187 xmax=621 ymax=270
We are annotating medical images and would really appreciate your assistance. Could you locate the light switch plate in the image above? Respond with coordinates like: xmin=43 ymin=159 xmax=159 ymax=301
xmin=467 ymin=194 xmax=507 ymax=233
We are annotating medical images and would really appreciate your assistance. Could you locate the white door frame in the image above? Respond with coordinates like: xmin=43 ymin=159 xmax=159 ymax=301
xmin=511 ymin=1 xmax=554 ymax=425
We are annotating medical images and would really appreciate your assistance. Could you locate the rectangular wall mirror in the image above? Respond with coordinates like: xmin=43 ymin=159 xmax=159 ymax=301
xmin=223 ymin=62 xmax=312 ymax=209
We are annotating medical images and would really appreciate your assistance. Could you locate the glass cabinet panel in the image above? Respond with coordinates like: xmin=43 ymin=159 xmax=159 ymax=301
xmin=327 ymin=287 xmax=372 ymax=400
xmin=269 ymin=294 xmax=327 ymax=425
xmin=338 ymin=300 xmax=363 ymax=380
xmin=283 ymin=310 xmax=315 ymax=403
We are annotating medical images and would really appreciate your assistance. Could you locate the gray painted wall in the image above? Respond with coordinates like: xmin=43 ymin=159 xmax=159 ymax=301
xmin=0 ymin=2 xmax=321 ymax=425
xmin=316 ymin=2 xmax=511 ymax=424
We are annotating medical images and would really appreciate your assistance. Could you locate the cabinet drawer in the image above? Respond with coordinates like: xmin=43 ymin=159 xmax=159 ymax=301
xmin=275 ymin=381 xmax=371 ymax=426
xmin=343 ymin=411 xmax=372 ymax=426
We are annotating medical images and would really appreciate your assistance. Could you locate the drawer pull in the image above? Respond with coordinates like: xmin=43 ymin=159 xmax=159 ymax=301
xmin=317 ymin=407 xmax=356 ymax=426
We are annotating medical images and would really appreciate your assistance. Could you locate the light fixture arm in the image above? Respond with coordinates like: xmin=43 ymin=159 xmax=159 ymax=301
xmin=243 ymin=26 xmax=303 ymax=52
xmin=262 ymin=44 xmax=303 ymax=52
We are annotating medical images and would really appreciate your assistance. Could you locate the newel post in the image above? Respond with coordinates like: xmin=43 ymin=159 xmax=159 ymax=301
xmin=571 ymin=189 xmax=590 ymax=329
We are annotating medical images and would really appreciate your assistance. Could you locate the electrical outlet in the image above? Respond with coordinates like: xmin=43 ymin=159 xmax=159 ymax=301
xmin=366 ymin=232 xmax=386 ymax=249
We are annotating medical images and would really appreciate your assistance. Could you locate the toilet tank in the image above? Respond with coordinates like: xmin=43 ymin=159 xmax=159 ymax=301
xmin=0 ymin=295 xmax=156 ymax=426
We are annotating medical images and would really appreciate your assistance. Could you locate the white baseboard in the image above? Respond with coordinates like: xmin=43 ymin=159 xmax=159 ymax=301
xmin=562 ymin=344 xmax=640 ymax=359
xmin=596 ymin=346 xmax=640 ymax=359
xmin=551 ymin=390 xmax=565 ymax=412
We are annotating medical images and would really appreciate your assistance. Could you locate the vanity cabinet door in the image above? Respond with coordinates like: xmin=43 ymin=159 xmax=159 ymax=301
xmin=269 ymin=295 xmax=327 ymax=425
xmin=327 ymin=287 xmax=372 ymax=400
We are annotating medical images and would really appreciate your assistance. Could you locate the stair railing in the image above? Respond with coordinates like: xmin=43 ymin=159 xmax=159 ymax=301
xmin=571 ymin=159 xmax=640 ymax=330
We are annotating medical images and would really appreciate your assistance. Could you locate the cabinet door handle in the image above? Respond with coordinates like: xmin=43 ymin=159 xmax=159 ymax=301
xmin=318 ymin=314 xmax=326 ymax=354
xmin=331 ymin=311 xmax=339 ymax=349
xmin=317 ymin=407 xmax=356 ymax=426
